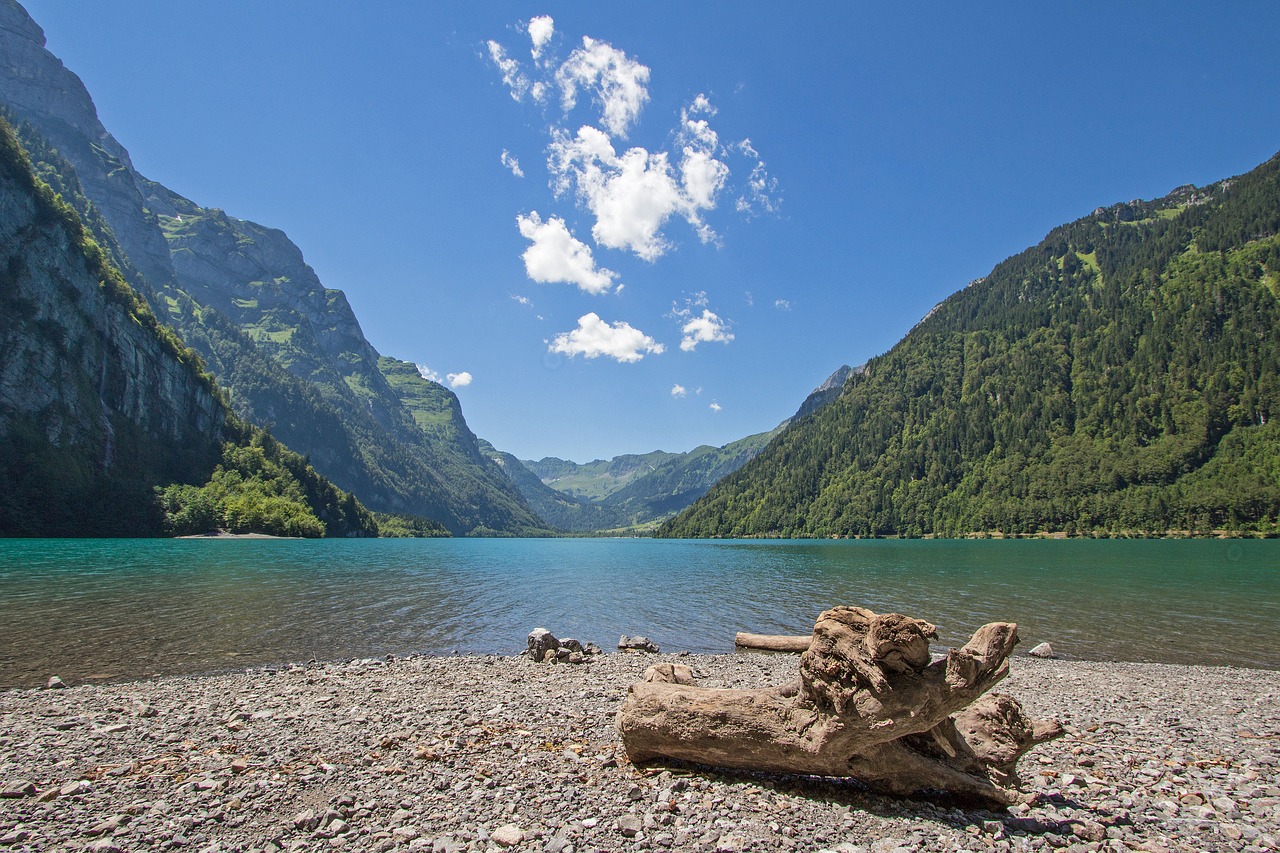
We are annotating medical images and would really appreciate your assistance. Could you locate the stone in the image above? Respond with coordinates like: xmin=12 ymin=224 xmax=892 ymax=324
xmin=491 ymin=825 xmax=524 ymax=847
xmin=59 ymin=780 xmax=90 ymax=797
xmin=618 ymin=635 xmax=660 ymax=653
xmin=45 ymin=675 xmax=67 ymax=689
xmin=559 ymin=638 xmax=585 ymax=653
xmin=1028 ymin=643 xmax=1055 ymax=658
xmin=617 ymin=815 xmax=643 ymax=837
xmin=0 ymin=779 xmax=35 ymax=798
xmin=88 ymin=815 xmax=129 ymax=836
xmin=84 ymin=841 xmax=123 ymax=853
xmin=528 ymin=628 xmax=560 ymax=661
xmin=0 ymin=829 xmax=31 ymax=845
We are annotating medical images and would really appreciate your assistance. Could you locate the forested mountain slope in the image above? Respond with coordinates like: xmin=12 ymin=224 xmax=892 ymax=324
xmin=664 ymin=153 xmax=1280 ymax=538
xmin=0 ymin=1 xmax=546 ymax=535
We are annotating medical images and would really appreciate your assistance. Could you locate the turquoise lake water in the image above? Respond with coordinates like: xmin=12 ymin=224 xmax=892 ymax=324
xmin=0 ymin=537 xmax=1277 ymax=688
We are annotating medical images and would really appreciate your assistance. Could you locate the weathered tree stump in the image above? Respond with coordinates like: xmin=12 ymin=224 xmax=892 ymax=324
xmin=617 ymin=606 xmax=1063 ymax=806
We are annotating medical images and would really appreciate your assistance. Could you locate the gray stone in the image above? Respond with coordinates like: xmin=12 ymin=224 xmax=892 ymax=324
xmin=0 ymin=779 xmax=35 ymax=798
xmin=618 ymin=815 xmax=643 ymax=837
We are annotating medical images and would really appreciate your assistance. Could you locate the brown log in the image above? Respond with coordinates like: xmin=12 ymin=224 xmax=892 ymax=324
xmin=617 ymin=606 xmax=1062 ymax=807
xmin=734 ymin=632 xmax=813 ymax=653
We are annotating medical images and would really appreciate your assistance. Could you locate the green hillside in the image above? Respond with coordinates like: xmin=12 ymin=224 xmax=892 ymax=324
xmin=663 ymin=154 xmax=1280 ymax=539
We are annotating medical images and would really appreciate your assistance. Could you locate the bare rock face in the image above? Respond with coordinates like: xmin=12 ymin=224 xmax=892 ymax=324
xmin=616 ymin=605 xmax=1064 ymax=807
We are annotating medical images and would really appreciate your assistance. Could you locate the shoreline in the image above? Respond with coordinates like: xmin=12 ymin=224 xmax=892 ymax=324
xmin=1 ymin=654 xmax=1275 ymax=852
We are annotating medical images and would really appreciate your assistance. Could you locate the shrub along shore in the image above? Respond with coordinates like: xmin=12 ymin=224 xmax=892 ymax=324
xmin=0 ymin=653 xmax=1276 ymax=852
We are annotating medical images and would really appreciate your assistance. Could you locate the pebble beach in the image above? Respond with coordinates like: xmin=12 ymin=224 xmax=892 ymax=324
xmin=1 ymin=652 xmax=1277 ymax=853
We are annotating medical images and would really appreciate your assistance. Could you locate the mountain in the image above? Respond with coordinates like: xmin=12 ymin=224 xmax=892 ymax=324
xmin=792 ymin=364 xmax=858 ymax=420
xmin=664 ymin=153 xmax=1280 ymax=538
xmin=0 ymin=1 xmax=547 ymax=536
xmin=505 ymin=432 xmax=785 ymax=534
xmin=0 ymin=116 xmax=375 ymax=537
xmin=522 ymin=451 xmax=685 ymax=502
xmin=510 ymin=368 xmax=859 ymax=532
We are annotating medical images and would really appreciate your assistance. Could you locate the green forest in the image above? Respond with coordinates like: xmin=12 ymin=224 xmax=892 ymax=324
xmin=663 ymin=154 xmax=1280 ymax=539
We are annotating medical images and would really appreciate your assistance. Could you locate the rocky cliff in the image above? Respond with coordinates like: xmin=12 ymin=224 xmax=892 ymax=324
xmin=0 ymin=120 xmax=222 ymax=534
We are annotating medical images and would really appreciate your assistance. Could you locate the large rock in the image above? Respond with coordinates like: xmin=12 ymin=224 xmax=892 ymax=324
xmin=527 ymin=628 xmax=560 ymax=662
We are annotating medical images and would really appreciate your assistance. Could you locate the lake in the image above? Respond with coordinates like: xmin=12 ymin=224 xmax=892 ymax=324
xmin=0 ymin=537 xmax=1277 ymax=688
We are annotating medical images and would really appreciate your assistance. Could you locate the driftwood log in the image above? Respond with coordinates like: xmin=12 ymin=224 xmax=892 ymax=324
xmin=734 ymin=631 xmax=812 ymax=653
xmin=617 ymin=606 xmax=1063 ymax=806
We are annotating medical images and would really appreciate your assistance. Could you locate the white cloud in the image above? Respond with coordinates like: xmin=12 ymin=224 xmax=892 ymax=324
xmin=674 ymin=96 xmax=730 ymax=242
xmin=548 ymin=312 xmax=665 ymax=363
xmin=735 ymin=138 xmax=781 ymax=217
xmin=547 ymin=108 xmax=728 ymax=261
xmin=512 ymin=294 xmax=532 ymax=306
xmin=709 ymin=402 xmax=722 ymax=413
xmin=500 ymin=149 xmax=524 ymax=178
xmin=671 ymin=383 xmax=687 ymax=398
xmin=517 ymin=212 xmax=617 ymax=294
xmin=528 ymin=15 xmax=554 ymax=59
xmin=487 ymin=40 xmax=530 ymax=101
xmin=679 ymin=309 xmax=734 ymax=352
xmin=416 ymin=363 xmax=442 ymax=383
xmin=775 ymin=298 xmax=791 ymax=311
xmin=555 ymin=36 xmax=650 ymax=138
xmin=447 ymin=372 xmax=474 ymax=388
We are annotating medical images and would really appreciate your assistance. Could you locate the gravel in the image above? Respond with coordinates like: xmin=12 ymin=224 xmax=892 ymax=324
xmin=0 ymin=652 xmax=1276 ymax=852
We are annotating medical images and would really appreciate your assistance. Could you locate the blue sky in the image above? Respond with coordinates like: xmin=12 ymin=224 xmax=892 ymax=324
xmin=22 ymin=2 xmax=1280 ymax=463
